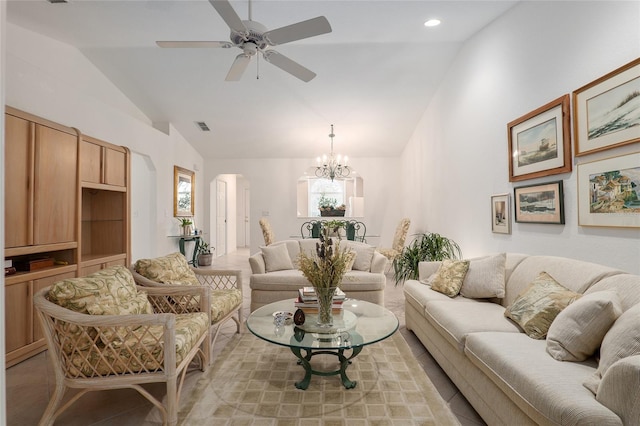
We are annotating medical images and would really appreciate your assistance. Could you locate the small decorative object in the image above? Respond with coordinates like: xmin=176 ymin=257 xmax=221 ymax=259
xmin=491 ymin=194 xmax=511 ymax=234
xmin=573 ymin=58 xmax=640 ymax=156
xmin=318 ymin=194 xmax=346 ymax=217
xmin=514 ymin=180 xmax=565 ymax=224
xmin=293 ymin=326 xmax=306 ymax=342
xmin=196 ymin=241 xmax=214 ymax=266
xmin=507 ymin=94 xmax=572 ymax=182
xmin=577 ymin=151 xmax=640 ymax=228
xmin=293 ymin=308 xmax=306 ymax=326
xmin=298 ymin=227 xmax=353 ymax=328
xmin=177 ymin=217 xmax=193 ymax=236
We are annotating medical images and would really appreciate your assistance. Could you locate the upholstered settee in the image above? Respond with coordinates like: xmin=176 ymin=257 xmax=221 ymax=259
xmin=34 ymin=265 xmax=210 ymax=426
xmin=249 ymin=239 xmax=387 ymax=311
xmin=404 ymin=253 xmax=640 ymax=426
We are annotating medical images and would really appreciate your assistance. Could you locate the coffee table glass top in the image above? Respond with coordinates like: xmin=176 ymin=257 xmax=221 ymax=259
xmin=246 ymin=298 xmax=399 ymax=350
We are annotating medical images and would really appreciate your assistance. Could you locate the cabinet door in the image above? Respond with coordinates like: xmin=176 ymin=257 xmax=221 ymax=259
xmin=33 ymin=272 xmax=76 ymax=342
xmin=5 ymin=114 xmax=32 ymax=248
xmin=33 ymin=125 xmax=78 ymax=245
xmin=104 ymin=147 xmax=126 ymax=187
xmin=5 ymin=280 xmax=31 ymax=353
xmin=80 ymin=140 xmax=102 ymax=184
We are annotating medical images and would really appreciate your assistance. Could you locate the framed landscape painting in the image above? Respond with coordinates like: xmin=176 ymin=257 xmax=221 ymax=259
xmin=514 ymin=181 xmax=565 ymax=224
xmin=491 ymin=194 xmax=511 ymax=234
xmin=508 ymin=94 xmax=571 ymax=182
xmin=573 ymin=58 xmax=640 ymax=156
xmin=577 ymin=151 xmax=640 ymax=228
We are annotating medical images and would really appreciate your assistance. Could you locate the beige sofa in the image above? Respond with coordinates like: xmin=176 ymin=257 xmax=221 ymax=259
xmin=404 ymin=253 xmax=640 ymax=426
xmin=249 ymin=238 xmax=387 ymax=311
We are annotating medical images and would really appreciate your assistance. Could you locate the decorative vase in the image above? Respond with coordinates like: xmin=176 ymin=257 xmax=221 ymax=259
xmin=315 ymin=286 xmax=337 ymax=328
xmin=197 ymin=253 xmax=213 ymax=266
xmin=181 ymin=225 xmax=193 ymax=236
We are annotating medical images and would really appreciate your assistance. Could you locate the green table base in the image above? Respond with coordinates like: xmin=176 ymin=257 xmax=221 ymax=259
xmin=290 ymin=346 xmax=363 ymax=390
xmin=178 ymin=236 xmax=202 ymax=267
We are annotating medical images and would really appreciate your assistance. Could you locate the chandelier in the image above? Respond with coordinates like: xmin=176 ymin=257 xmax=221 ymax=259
xmin=315 ymin=124 xmax=350 ymax=181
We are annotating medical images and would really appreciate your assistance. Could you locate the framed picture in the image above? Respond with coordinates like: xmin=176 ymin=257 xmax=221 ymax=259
xmin=507 ymin=95 xmax=571 ymax=182
xmin=573 ymin=58 xmax=640 ymax=156
xmin=578 ymin=151 xmax=640 ymax=228
xmin=174 ymin=166 xmax=195 ymax=217
xmin=514 ymin=180 xmax=565 ymax=224
xmin=491 ymin=194 xmax=511 ymax=234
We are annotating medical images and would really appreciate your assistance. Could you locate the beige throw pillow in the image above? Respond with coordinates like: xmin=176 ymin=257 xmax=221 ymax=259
xmin=546 ymin=291 xmax=622 ymax=362
xmin=583 ymin=303 xmax=640 ymax=395
xmin=430 ymin=259 xmax=470 ymax=298
xmin=261 ymin=244 xmax=294 ymax=272
xmin=504 ymin=271 xmax=581 ymax=340
xmin=349 ymin=243 xmax=375 ymax=271
xmin=459 ymin=253 xmax=507 ymax=299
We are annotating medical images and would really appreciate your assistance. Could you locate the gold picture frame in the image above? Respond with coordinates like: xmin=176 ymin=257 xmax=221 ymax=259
xmin=174 ymin=166 xmax=195 ymax=217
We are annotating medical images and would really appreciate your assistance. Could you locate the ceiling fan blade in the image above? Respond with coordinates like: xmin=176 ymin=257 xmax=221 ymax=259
xmin=209 ymin=0 xmax=247 ymax=35
xmin=225 ymin=54 xmax=252 ymax=81
xmin=156 ymin=41 xmax=234 ymax=48
xmin=263 ymin=50 xmax=316 ymax=82
xmin=264 ymin=16 xmax=332 ymax=46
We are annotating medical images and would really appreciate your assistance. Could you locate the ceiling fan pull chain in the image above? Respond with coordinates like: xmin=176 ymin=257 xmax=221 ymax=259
xmin=256 ymin=54 xmax=260 ymax=80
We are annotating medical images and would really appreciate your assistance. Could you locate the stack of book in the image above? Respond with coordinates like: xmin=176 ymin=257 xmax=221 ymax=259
xmin=295 ymin=286 xmax=346 ymax=314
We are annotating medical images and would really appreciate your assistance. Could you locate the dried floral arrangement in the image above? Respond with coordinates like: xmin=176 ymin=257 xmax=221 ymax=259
xmin=298 ymin=228 xmax=354 ymax=290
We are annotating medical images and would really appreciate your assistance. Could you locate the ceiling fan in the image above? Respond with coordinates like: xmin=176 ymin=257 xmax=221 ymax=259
xmin=157 ymin=0 xmax=332 ymax=82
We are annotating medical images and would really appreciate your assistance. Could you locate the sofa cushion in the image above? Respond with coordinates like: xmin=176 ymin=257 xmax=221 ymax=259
xmin=261 ymin=244 xmax=294 ymax=272
xmin=134 ymin=252 xmax=199 ymax=286
xmin=460 ymin=253 xmax=506 ymax=299
xmin=347 ymin=241 xmax=375 ymax=271
xmin=424 ymin=300 xmax=521 ymax=352
xmin=464 ymin=332 xmax=621 ymax=426
xmin=504 ymin=271 xmax=581 ymax=339
xmin=547 ymin=290 xmax=622 ymax=362
xmin=431 ymin=259 xmax=470 ymax=297
xmin=596 ymin=355 xmax=640 ymax=426
xmin=584 ymin=302 xmax=640 ymax=395
xmin=585 ymin=274 xmax=640 ymax=313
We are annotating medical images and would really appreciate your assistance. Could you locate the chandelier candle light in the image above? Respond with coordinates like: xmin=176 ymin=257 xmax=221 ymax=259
xmin=316 ymin=124 xmax=350 ymax=181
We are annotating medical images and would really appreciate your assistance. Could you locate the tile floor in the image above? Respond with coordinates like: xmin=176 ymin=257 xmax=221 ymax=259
xmin=6 ymin=248 xmax=486 ymax=425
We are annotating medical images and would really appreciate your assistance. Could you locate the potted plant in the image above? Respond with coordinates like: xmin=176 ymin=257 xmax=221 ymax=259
xmin=393 ymin=232 xmax=462 ymax=286
xmin=196 ymin=241 xmax=214 ymax=266
xmin=177 ymin=217 xmax=193 ymax=235
xmin=318 ymin=194 xmax=346 ymax=217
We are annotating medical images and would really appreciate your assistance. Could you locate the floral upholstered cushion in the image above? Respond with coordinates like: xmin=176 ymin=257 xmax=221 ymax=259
xmin=134 ymin=252 xmax=199 ymax=286
xmin=66 ymin=312 xmax=209 ymax=377
xmin=505 ymin=271 xmax=581 ymax=339
xmin=430 ymin=259 xmax=470 ymax=297
xmin=211 ymin=289 xmax=243 ymax=323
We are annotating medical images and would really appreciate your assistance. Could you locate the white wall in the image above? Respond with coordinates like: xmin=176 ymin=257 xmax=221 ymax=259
xmin=204 ymin=157 xmax=403 ymax=255
xmin=5 ymin=23 xmax=205 ymax=259
xmin=402 ymin=1 xmax=640 ymax=274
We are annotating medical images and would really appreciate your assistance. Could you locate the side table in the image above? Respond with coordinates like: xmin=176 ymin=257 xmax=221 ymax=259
xmin=167 ymin=235 xmax=202 ymax=266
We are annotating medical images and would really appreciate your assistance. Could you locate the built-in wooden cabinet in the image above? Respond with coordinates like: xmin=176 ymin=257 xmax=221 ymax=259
xmin=4 ymin=107 xmax=130 ymax=367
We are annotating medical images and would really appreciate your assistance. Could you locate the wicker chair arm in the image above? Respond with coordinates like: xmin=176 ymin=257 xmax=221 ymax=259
xmin=191 ymin=268 xmax=243 ymax=293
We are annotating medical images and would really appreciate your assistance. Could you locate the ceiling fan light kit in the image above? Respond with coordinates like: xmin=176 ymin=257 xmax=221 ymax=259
xmin=156 ymin=0 xmax=332 ymax=82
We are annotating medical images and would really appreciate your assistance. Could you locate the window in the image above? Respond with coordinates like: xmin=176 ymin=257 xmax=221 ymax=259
xmin=296 ymin=169 xmax=364 ymax=217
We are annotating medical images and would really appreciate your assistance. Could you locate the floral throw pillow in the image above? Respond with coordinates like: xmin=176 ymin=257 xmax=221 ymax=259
xmin=430 ymin=259 xmax=470 ymax=298
xmin=505 ymin=271 xmax=581 ymax=339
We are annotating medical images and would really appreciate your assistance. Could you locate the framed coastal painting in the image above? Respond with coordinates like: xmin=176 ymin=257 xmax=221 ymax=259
xmin=573 ymin=58 xmax=640 ymax=156
xmin=577 ymin=151 xmax=640 ymax=228
xmin=508 ymin=94 xmax=572 ymax=182
xmin=491 ymin=194 xmax=511 ymax=234
xmin=174 ymin=166 xmax=195 ymax=217
xmin=514 ymin=181 xmax=565 ymax=224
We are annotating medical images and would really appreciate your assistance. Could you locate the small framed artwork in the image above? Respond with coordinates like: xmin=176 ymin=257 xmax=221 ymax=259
xmin=174 ymin=166 xmax=195 ymax=217
xmin=491 ymin=194 xmax=511 ymax=234
xmin=508 ymin=94 xmax=572 ymax=182
xmin=514 ymin=180 xmax=565 ymax=224
xmin=573 ymin=58 xmax=640 ymax=156
xmin=578 ymin=151 xmax=640 ymax=228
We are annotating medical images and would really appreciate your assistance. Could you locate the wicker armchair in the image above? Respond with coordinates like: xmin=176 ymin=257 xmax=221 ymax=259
xmin=130 ymin=253 xmax=243 ymax=354
xmin=34 ymin=275 xmax=210 ymax=426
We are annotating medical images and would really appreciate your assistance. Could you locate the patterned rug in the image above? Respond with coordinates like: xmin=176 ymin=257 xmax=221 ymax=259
xmin=179 ymin=332 xmax=460 ymax=425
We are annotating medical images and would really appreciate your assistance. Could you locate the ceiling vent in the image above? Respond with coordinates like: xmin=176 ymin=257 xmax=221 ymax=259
xmin=47 ymin=0 xmax=69 ymax=3
xmin=195 ymin=121 xmax=211 ymax=132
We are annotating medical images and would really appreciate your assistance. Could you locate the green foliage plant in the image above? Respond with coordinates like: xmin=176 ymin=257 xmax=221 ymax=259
xmin=197 ymin=241 xmax=213 ymax=255
xmin=393 ymin=232 xmax=462 ymax=286
xmin=177 ymin=217 xmax=193 ymax=226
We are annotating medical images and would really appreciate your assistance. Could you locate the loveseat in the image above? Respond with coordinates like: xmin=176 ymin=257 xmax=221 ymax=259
xmin=404 ymin=253 xmax=640 ymax=426
xmin=249 ymin=238 xmax=387 ymax=311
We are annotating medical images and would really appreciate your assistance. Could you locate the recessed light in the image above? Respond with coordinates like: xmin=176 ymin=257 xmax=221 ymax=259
xmin=424 ymin=19 xmax=441 ymax=27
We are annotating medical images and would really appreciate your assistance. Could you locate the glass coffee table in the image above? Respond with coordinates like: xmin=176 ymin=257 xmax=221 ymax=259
xmin=246 ymin=298 xmax=398 ymax=390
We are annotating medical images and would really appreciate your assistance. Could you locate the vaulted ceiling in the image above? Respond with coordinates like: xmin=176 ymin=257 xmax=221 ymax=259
xmin=7 ymin=0 xmax=517 ymax=160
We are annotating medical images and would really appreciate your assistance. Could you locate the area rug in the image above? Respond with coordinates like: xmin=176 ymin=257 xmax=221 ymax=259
xmin=179 ymin=332 xmax=460 ymax=425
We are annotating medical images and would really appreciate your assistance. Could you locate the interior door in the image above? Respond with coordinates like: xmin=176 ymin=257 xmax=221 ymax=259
xmin=216 ymin=180 xmax=227 ymax=256
xmin=244 ymin=188 xmax=250 ymax=247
